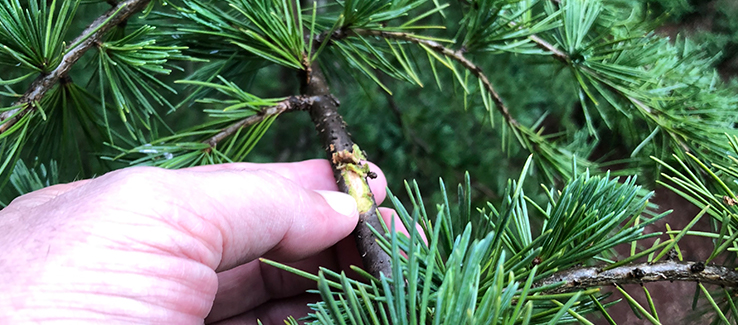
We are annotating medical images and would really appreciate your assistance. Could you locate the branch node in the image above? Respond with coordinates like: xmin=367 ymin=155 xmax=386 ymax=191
xmin=691 ymin=262 xmax=705 ymax=273
xmin=631 ymin=268 xmax=646 ymax=279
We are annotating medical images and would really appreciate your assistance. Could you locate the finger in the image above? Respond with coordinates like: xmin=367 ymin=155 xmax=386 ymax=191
xmin=207 ymin=208 xmax=409 ymax=321
xmin=209 ymin=209 xmax=403 ymax=322
xmin=207 ymin=249 xmax=340 ymax=323
xmin=209 ymin=209 xmax=416 ymax=323
xmin=208 ymin=293 xmax=316 ymax=325
xmin=168 ymin=167 xmax=360 ymax=271
xmin=68 ymin=166 xmax=360 ymax=273
xmin=181 ymin=160 xmax=388 ymax=204
xmin=378 ymin=207 xmax=428 ymax=244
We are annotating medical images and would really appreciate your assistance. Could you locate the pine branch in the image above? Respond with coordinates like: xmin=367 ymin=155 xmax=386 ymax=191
xmin=349 ymin=29 xmax=520 ymax=128
xmin=527 ymin=34 xmax=653 ymax=114
xmin=0 ymin=0 xmax=151 ymax=134
xmin=535 ymin=261 xmax=738 ymax=294
xmin=316 ymin=28 xmax=599 ymax=181
xmin=203 ymin=95 xmax=316 ymax=149
xmin=301 ymin=63 xmax=392 ymax=280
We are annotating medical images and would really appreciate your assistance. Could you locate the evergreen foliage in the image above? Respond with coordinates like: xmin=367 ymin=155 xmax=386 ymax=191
xmin=2 ymin=0 xmax=738 ymax=323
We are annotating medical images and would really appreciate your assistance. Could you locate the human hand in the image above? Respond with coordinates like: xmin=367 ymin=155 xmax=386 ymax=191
xmin=0 ymin=160 xmax=393 ymax=324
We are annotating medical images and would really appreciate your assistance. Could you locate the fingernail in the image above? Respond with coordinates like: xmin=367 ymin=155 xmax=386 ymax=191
xmin=316 ymin=190 xmax=357 ymax=217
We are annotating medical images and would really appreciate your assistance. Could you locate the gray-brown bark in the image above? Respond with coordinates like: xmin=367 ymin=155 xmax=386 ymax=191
xmin=536 ymin=260 xmax=738 ymax=294
xmin=301 ymin=65 xmax=392 ymax=280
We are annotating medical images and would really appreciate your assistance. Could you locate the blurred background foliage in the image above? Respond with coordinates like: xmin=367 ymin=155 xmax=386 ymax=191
xmin=0 ymin=0 xmax=735 ymax=210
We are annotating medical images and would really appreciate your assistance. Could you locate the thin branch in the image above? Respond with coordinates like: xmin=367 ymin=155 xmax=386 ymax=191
xmin=535 ymin=261 xmax=738 ymax=294
xmin=301 ymin=63 xmax=392 ymax=279
xmin=528 ymin=34 xmax=568 ymax=62
xmin=351 ymin=29 xmax=520 ymax=128
xmin=204 ymin=95 xmax=316 ymax=149
xmin=0 ymin=0 xmax=152 ymax=134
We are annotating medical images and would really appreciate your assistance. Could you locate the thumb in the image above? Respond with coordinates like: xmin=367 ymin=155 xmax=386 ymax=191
xmin=175 ymin=168 xmax=359 ymax=272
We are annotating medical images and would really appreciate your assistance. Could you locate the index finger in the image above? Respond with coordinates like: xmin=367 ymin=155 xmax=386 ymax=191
xmin=182 ymin=159 xmax=388 ymax=204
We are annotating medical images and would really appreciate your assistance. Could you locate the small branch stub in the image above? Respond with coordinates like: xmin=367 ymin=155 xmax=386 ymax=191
xmin=204 ymin=95 xmax=316 ymax=149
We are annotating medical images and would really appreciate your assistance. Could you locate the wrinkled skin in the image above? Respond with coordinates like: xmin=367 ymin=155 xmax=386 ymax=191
xmin=0 ymin=160 xmax=396 ymax=324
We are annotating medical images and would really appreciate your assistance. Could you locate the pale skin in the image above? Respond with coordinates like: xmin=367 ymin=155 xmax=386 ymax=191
xmin=0 ymin=159 xmax=396 ymax=324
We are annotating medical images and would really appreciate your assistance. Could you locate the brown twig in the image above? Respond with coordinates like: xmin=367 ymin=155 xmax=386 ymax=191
xmin=0 ymin=0 xmax=152 ymax=134
xmin=301 ymin=64 xmax=392 ymax=279
xmin=204 ymin=95 xmax=316 ymax=149
xmin=528 ymin=34 xmax=568 ymax=62
xmin=351 ymin=29 xmax=520 ymax=128
xmin=535 ymin=261 xmax=738 ymax=294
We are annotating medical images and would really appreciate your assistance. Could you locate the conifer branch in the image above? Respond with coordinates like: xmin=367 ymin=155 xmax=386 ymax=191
xmin=535 ymin=261 xmax=738 ymax=294
xmin=0 ymin=0 xmax=151 ymax=134
xmin=301 ymin=63 xmax=392 ymax=280
xmin=349 ymin=29 xmax=520 ymax=128
xmin=527 ymin=34 xmax=653 ymax=114
xmin=204 ymin=95 xmax=316 ymax=149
